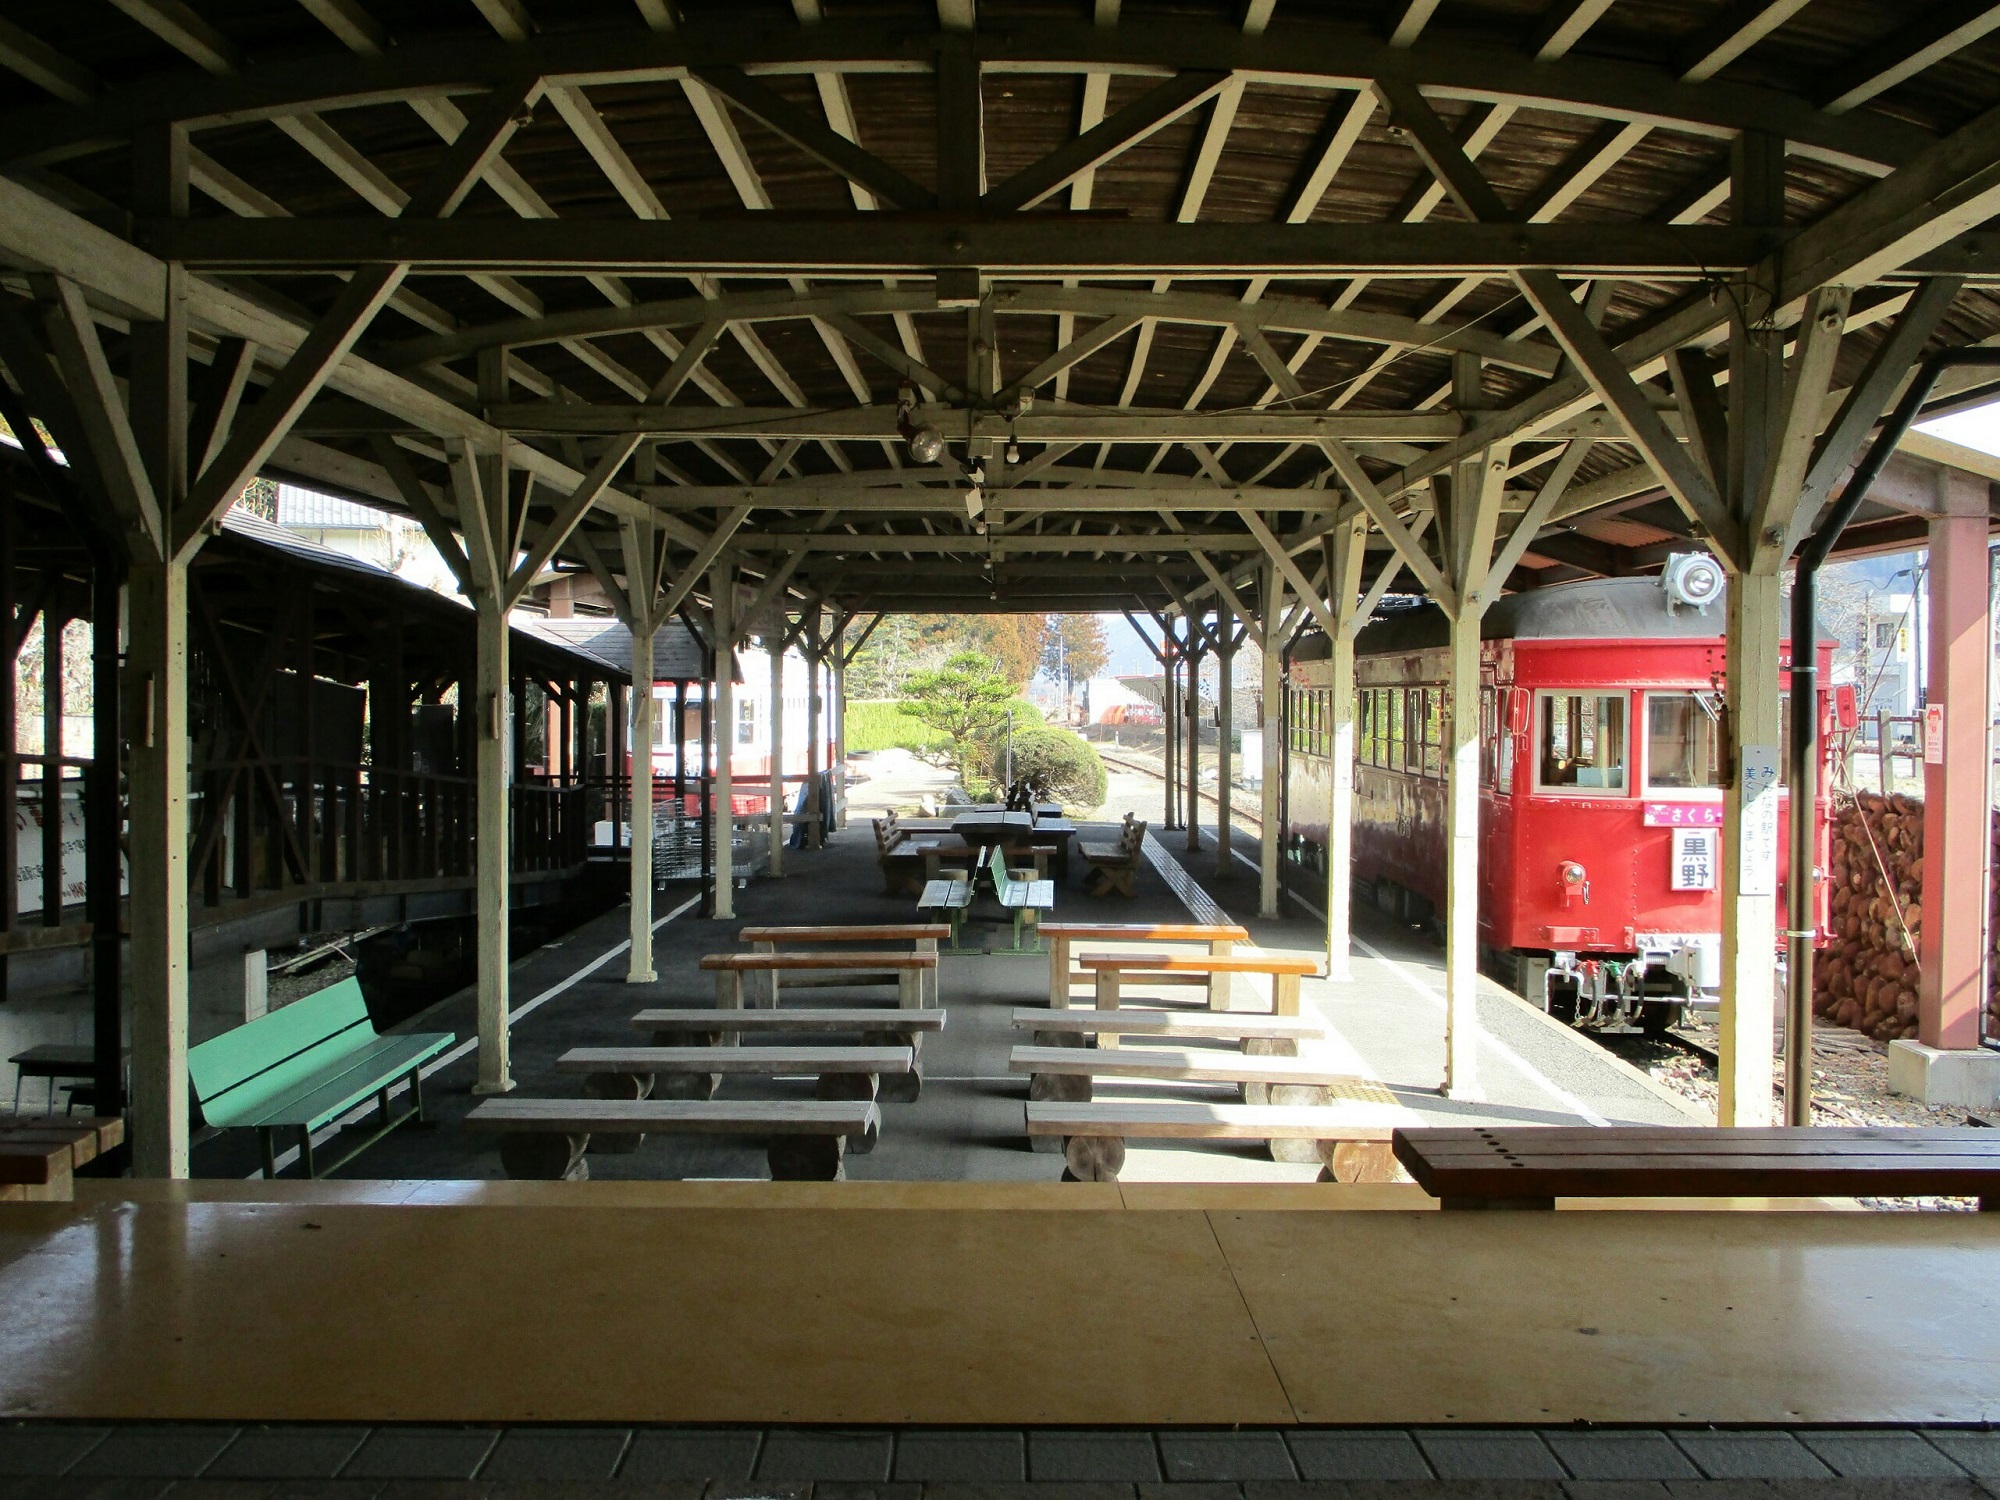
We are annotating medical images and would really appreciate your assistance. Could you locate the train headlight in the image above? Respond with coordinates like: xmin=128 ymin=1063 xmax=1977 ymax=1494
xmin=1560 ymin=860 xmax=1590 ymax=905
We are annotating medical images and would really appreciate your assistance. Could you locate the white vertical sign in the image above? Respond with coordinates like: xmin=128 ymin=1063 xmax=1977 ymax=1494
xmin=1738 ymin=744 xmax=1780 ymax=896
xmin=1671 ymin=826 xmax=1718 ymax=891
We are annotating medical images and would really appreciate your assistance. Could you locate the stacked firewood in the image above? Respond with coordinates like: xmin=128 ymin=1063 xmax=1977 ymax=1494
xmin=1813 ymin=793 xmax=1924 ymax=1041
xmin=1813 ymin=793 xmax=2000 ymax=1041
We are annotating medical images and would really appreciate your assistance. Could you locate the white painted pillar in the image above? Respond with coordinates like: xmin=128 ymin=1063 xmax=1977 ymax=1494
xmin=1215 ymin=606 xmax=1234 ymax=878
xmin=126 ymin=554 xmax=191 ymax=1175
xmin=806 ymin=615 xmax=823 ymax=850
xmin=472 ymin=589 xmax=513 ymax=1093
xmin=627 ymin=619 xmax=657 ymax=982
xmin=831 ymin=621 xmax=847 ymax=832
xmin=712 ymin=562 xmax=736 ymax=919
xmin=768 ymin=632 xmax=786 ymax=877
xmin=1327 ymin=518 xmax=1366 ymax=984
xmin=1258 ymin=566 xmax=1284 ymax=919
xmin=1719 ymin=571 xmax=1783 ymax=1125
xmin=1442 ymin=604 xmax=1483 ymax=1098
xmin=1185 ymin=623 xmax=1203 ymax=853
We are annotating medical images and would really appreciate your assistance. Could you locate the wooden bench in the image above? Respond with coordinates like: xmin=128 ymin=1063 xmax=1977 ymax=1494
xmin=739 ymin=923 xmax=948 ymax=1005
xmin=917 ymin=875 xmax=974 ymax=948
xmin=560 ymin=1043 xmax=910 ymax=1105
xmin=1027 ymin=1096 xmax=1417 ymax=1183
xmin=874 ymin=815 xmax=974 ymax=895
xmin=188 ymin=978 xmax=454 ymax=1178
xmin=1080 ymin=951 xmax=1318 ymax=1020
xmin=699 ymin=951 xmax=936 ymax=1010
xmin=1078 ymin=813 xmax=1146 ymax=896
xmin=632 ymin=1007 xmax=945 ymax=1101
xmin=1042 ymin=921 xmax=1249 ymax=1008
xmin=1010 ymin=1044 xmax=1362 ymax=1097
xmin=0 ymin=1113 xmax=123 ymax=1202
xmin=986 ymin=844 xmax=1054 ymax=953
xmin=466 ymin=1097 xmax=879 ymax=1182
xmin=1011 ymin=1006 xmax=1318 ymax=1046
xmin=1393 ymin=1125 xmax=2000 ymax=1211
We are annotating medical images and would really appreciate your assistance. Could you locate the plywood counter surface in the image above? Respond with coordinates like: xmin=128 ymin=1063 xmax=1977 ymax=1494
xmin=2 ymin=1187 xmax=1995 ymax=1425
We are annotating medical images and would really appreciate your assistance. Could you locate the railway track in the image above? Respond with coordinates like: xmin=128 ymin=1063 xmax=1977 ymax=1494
xmin=1097 ymin=748 xmax=1263 ymax=831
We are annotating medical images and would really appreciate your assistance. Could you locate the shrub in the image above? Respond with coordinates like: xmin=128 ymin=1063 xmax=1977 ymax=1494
xmin=845 ymin=699 xmax=950 ymax=756
xmin=991 ymin=726 xmax=1107 ymax=809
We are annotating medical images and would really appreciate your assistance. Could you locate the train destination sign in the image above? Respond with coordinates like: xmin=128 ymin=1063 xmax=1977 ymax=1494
xmin=1643 ymin=802 xmax=1723 ymax=827
xmin=1671 ymin=827 xmax=1719 ymax=891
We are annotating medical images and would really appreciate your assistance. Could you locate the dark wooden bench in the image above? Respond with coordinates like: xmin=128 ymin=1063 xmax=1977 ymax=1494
xmin=1077 ymin=813 xmax=1146 ymax=896
xmin=0 ymin=1113 xmax=123 ymax=1202
xmin=1393 ymin=1126 xmax=2000 ymax=1210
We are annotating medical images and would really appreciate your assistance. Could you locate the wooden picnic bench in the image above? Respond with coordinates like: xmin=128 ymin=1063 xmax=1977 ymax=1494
xmin=1027 ymin=1093 xmax=1418 ymax=1183
xmin=1078 ymin=813 xmax=1146 ymax=896
xmin=0 ymin=1113 xmax=123 ymax=1202
xmin=874 ymin=815 xmax=974 ymax=895
xmin=1041 ymin=921 xmax=1249 ymax=1007
xmin=739 ymin=923 xmax=948 ymax=1005
xmin=188 ymin=978 xmax=454 ymax=1178
xmin=632 ymin=1006 xmax=946 ymax=1101
xmin=1012 ymin=1006 xmax=1317 ymax=1046
xmin=467 ymin=1096 xmax=879 ymax=1181
xmin=699 ymin=951 xmax=936 ymax=1010
xmin=1393 ymin=1125 xmax=2000 ymax=1210
xmin=1079 ymin=950 xmax=1318 ymax=1019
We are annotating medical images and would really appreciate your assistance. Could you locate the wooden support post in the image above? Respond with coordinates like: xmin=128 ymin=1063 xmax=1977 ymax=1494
xmin=712 ymin=560 xmax=736 ymax=918
xmin=1917 ymin=478 xmax=1993 ymax=1049
xmin=1328 ymin=515 xmax=1367 ymax=983
xmin=1258 ymin=564 xmax=1284 ymax=919
xmin=1720 ymin=571 xmax=1782 ymax=1125
xmin=1185 ymin=621 xmax=1203 ymax=854
xmin=454 ymin=415 xmax=514 ymax=1095
xmin=1162 ymin=625 xmax=1179 ymax=829
xmin=628 ymin=617 xmax=657 ymax=982
xmin=831 ymin=617 xmax=847 ymax=833
xmin=1215 ymin=604 xmax=1234 ymax=879
xmin=806 ymin=613 xmax=824 ymax=851
xmin=125 ymin=554 xmax=190 ymax=1174
xmin=768 ymin=629 xmax=785 ymax=877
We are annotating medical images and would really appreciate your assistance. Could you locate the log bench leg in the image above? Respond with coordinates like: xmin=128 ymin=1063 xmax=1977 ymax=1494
xmin=1262 ymin=1083 xmax=1332 ymax=1159
xmin=584 ymin=1071 xmax=654 ymax=1153
xmin=501 ymin=1132 xmax=590 ymax=1181
xmin=1316 ymin=1140 xmax=1402 ymax=1184
xmin=1027 ymin=1032 xmax=1087 ymax=1151
xmin=815 ymin=1072 xmax=882 ymax=1153
xmin=864 ymin=1029 xmax=922 ymax=1102
xmin=767 ymin=1133 xmax=846 ymax=1181
xmin=1062 ymin=1133 xmax=1125 ymax=1182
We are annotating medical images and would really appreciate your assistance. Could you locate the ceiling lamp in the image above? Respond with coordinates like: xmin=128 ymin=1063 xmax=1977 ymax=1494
xmin=909 ymin=425 xmax=946 ymax=465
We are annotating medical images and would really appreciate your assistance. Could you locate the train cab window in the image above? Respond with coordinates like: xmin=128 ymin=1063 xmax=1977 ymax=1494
xmin=1645 ymin=692 xmax=1723 ymax=789
xmin=1536 ymin=692 xmax=1627 ymax=792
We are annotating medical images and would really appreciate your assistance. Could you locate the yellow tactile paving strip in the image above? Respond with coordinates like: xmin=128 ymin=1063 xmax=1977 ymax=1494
xmin=1 ymin=1186 xmax=1995 ymax=1425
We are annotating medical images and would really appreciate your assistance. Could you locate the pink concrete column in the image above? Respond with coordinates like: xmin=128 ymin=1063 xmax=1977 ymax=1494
xmin=1917 ymin=473 xmax=1993 ymax=1050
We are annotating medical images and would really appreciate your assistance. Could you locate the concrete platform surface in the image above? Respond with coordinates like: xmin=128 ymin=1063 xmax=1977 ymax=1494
xmin=1 ymin=1188 xmax=1995 ymax=1425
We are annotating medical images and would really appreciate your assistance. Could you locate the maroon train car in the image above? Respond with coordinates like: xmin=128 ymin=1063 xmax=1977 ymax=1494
xmin=1283 ymin=573 xmax=1837 ymax=1031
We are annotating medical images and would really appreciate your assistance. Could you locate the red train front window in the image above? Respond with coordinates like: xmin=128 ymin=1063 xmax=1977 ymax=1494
xmin=1645 ymin=692 xmax=1724 ymax=790
xmin=1536 ymin=692 xmax=1627 ymax=792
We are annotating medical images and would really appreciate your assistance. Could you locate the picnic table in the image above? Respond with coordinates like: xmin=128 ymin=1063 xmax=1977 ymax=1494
xmin=951 ymin=809 xmax=1037 ymax=847
xmin=9 ymin=1044 xmax=102 ymax=1114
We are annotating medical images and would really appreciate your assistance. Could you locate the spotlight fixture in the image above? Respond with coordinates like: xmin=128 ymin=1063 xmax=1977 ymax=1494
xmin=909 ymin=425 xmax=946 ymax=465
xmin=895 ymin=382 xmax=946 ymax=465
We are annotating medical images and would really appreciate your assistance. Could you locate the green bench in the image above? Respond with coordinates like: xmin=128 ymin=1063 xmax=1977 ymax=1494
xmin=188 ymin=978 xmax=455 ymax=1178
xmin=987 ymin=844 xmax=1055 ymax=954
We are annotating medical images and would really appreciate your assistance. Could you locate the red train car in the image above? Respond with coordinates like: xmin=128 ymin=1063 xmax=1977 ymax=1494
xmin=1282 ymin=573 xmax=1837 ymax=1031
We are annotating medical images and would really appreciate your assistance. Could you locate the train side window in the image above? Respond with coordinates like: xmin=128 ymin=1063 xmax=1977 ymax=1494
xmin=1358 ymin=689 xmax=1374 ymax=764
xmin=1422 ymin=687 xmax=1443 ymax=778
xmin=1388 ymin=688 xmax=1405 ymax=770
xmin=1645 ymin=691 xmax=1724 ymax=790
xmin=1536 ymin=691 xmax=1627 ymax=792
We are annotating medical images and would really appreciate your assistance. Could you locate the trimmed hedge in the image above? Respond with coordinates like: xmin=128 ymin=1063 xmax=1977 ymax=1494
xmin=990 ymin=725 xmax=1107 ymax=809
xmin=845 ymin=699 xmax=950 ymax=755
